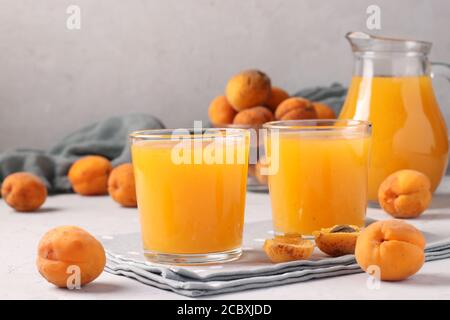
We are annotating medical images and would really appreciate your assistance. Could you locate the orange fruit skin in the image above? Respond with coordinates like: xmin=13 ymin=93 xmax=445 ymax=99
xmin=378 ymin=169 xmax=432 ymax=218
xmin=226 ymin=70 xmax=272 ymax=111
xmin=355 ymin=219 xmax=425 ymax=281
xmin=108 ymin=163 xmax=137 ymax=207
xmin=275 ymin=97 xmax=317 ymax=120
xmin=266 ymin=87 xmax=289 ymax=112
xmin=68 ymin=156 xmax=112 ymax=195
xmin=36 ymin=226 xmax=106 ymax=288
xmin=233 ymin=106 xmax=274 ymax=126
xmin=1 ymin=172 xmax=47 ymax=212
xmin=313 ymin=102 xmax=336 ymax=119
xmin=208 ymin=95 xmax=237 ymax=126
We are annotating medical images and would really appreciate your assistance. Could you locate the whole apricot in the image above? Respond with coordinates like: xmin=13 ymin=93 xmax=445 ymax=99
xmin=313 ymin=102 xmax=336 ymax=119
xmin=225 ymin=70 xmax=271 ymax=111
xmin=37 ymin=226 xmax=106 ymax=288
xmin=275 ymin=97 xmax=317 ymax=120
xmin=1 ymin=172 xmax=47 ymax=212
xmin=355 ymin=220 xmax=425 ymax=281
xmin=68 ymin=156 xmax=112 ymax=196
xmin=378 ymin=170 xmax=432 ymax=218
xmin=266 ymin=87 xmax=289 ymax=112
xmin=108 ymin=163 xmax=137 ymax=207
xmin=208 ymin=95 xmax=237 ymax=126
xmin=233 ymin=106 xmax=274 ymax=126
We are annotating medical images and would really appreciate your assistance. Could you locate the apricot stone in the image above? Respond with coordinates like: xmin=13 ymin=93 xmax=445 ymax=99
xmin=108 ymin=163 xmax=137 ymax=207
xmin=355 ymin=220 xmax=425 ymax=281
xmin=313 ymin=225 xmax=360 ymax=257
xmin=233 ymin=106 xmax=274 ymax=126
xmin=68 ymin=156 xmax=112 ymax=196
xmin=208 ymin=95 xmax=237 ymax=126
xmin=266 ymin=87 xmax=289 ymax=112
xmin=1 ymin=172 xmax=47 ymax=212
xmin=378 ymin=170 xmax=432 ymax=218
xmin=275 ymin=97 xmax=317 ymax=120
xmin=37 ymin=226 xmax=106 ymax=288
xmin=313 ymin=102 xmax=336 ymax=119
xmin=225 ymin=70 xmax=271 ymax=111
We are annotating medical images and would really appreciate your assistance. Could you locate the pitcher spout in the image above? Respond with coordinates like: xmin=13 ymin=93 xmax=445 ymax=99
xmin=345 ymin=31 xmax=432 ymax=54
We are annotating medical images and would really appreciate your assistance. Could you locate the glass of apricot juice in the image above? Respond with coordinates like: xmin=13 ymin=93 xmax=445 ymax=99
xmin=263 ymin=120 xmax=371 ymax=236
xmin=130 ymin=128 xmax=249 ymax=264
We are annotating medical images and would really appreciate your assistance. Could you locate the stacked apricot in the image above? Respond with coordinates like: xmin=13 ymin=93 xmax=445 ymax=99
xmin=207 ymin=69 xmax=336 ymax=127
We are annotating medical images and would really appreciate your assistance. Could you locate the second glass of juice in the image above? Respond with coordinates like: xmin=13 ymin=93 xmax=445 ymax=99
xmin=264 ymin=120 xmax=371 ymax=235
xmin=130 ymin=128 xmax=249 ymax=264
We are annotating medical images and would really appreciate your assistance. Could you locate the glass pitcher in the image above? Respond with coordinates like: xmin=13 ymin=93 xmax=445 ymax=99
xmin=339 ymin=32 xmax=449 ymax=201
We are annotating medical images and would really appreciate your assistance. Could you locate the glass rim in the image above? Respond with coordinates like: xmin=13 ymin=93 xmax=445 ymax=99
xmin=129 ymin=127 xmax=249 ymax=140
xmin=263 ymin=119 xmax=371 ymax=131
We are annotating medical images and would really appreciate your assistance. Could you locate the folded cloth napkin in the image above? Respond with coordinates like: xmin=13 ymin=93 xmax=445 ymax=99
xmin=0 ymin=114 xmax=164 ymax=193
xmin=102 ymin=220 xmax=450 ymax=297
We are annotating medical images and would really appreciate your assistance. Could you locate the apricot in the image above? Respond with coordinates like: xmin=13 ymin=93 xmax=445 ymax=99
xmin=313 ymin=225 xmax=360 ymax=257
xmin=275 ymin=97 xmax=317 ymax=120
xmin=355 ymin=219 xmax=425 ymax=281
xmin=225 ymin=70 xmax=271 ymax=111
xmin=208 ymin=95 xmax=237 ymax=126
xmin=1 ymin=172 xmax=47 ymax=212
xmin=313 ymin=102 xmax=336 ymax=119
xmin=68 ymin=156 xmax=112 ymax=196
xmin=37 ymin=226 xmax=106 ymax=288
xmin=378 ymin=170 xmax=432 ymax=218
xmin=263 ymin=235 xmax=314 ymax=263
xmin=108 ymin=163 xmax=137 ymax=207
xmin=233 ymin=106 xmax=274 ymax=126
xmin=266 ymin=87 xmax=289 ymax=112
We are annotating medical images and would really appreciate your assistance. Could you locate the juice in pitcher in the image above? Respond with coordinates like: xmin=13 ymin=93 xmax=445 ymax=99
xmin=340 ymin=32 xmax=449 ymax=201
xmin=130 ymin=128 xmax=249 ymax=264
xmin=340 ymin=76 xmax=449 ymax=200
xmin=264 ymin=120 xmax=371 ymax=235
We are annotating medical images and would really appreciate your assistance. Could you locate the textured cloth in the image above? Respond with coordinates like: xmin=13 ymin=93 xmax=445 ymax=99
xmin=293 ymin=82 xmax=347 ymax=114
xmin=0 ymin=114 xmax=164 ymax=193
xmin=103 ymin=220 xmax=450 ymax=297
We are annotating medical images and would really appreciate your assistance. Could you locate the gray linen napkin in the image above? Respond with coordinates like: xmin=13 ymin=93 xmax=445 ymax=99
xmin=0 ymin=113 xmax=164 ymax=193
xmin=103 ymin=220 xmax=450 ymax=297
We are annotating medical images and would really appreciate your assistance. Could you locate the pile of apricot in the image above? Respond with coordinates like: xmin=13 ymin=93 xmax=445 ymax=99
xmin=68 ymin=155 xmax=137 ymax=208
xmin=207 ymin=69 xmax=336 ymax=127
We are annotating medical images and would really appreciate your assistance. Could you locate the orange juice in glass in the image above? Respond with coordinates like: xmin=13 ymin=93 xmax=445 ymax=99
xmin=130 ymin=128 xmax=249 ymax=264
xmin=264 ymin=120 xmax=371 ymax=235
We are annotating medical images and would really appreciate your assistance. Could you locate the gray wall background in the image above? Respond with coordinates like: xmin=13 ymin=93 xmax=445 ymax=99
xmin=1 ymin=0 xmax=449 ymax=150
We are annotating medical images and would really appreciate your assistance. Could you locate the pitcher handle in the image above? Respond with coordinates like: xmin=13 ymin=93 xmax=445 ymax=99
xmin=431 ymin=62 xmax=450 ymax=82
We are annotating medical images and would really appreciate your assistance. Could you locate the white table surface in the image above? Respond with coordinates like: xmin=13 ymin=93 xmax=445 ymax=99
xmin=1 ymin=177 xmax=450 ymax=300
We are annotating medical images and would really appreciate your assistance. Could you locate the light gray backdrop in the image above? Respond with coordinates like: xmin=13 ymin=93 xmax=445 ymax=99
xmin=1 ymin=0 xmax=449 ymax=150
